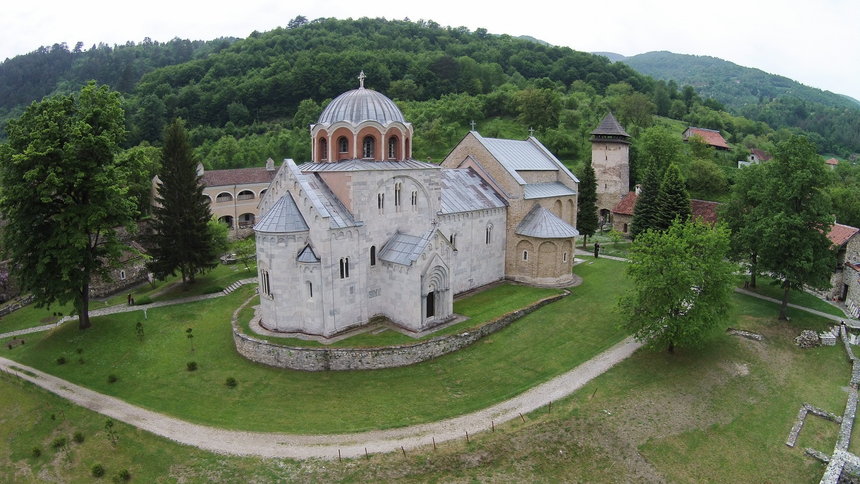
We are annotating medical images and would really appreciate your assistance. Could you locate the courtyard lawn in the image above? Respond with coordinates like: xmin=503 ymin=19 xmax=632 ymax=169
xmin=0 ymin=301 xmax=74 ymax=335
xmin=0 ymin=281 xmax=846 ymax=482
xmin=740 ymin=275 xmax=846 ymax=318
xmin=240 ymin=283 xmax=564 ymax=348
xmin=3 ymin=259 xmax=628 ymax=434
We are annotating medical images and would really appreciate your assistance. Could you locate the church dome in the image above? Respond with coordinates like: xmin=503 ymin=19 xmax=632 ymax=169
xmin=317 ymin=86 xmax=406 ymax=126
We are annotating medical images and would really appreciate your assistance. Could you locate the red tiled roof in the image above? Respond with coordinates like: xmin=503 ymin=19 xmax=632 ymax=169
xmin=612 ymin=192 xmax=638 ymax=215
xmin=691 ymin=199 xmax=720 ymax=225
xmin=611 ymin=193 xmax=720 ymax=224
xmin=684 ymin=127 xmax=730 ymax=150
xmin=828 ymin=223 xmax=859 ymax=246
xmin=750 ymin=148 xmax=771 ymax=161
xmin=201 ymin=167 xmax=276 ymax=187
xmin=826 ymin=158 xmax=840 ymax=166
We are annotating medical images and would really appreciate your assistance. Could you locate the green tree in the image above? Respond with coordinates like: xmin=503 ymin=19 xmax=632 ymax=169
xmin=630 ymin=167 xmax=661 ymax=238
xmin=654 ymin=163 xmax=691 ymax=231
xmin=756 ymin=135 xmax=835 ymax=319
xmin=0 ymin=82 xmax=136 ymax=330
xmin=637 ymin=126 xmax=683 ymax=175
xmin=686 ymin=158 xmax=728 ymax=196
xmin=619 ymin=219 xmax=736 ymax=353
xmin=576 ymin=160 xmax=599 ymax=247
xmin=148 ymin=119 xmax=218 ymax=284
xmin=115 ymin=144 xmax=161 ymax=216
xmin=720 ymin=163 xmax=768 ymax=288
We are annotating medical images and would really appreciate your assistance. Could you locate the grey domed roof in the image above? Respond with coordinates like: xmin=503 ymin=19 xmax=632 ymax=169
xmin=317 ymin=87 xmax=406 ymax=125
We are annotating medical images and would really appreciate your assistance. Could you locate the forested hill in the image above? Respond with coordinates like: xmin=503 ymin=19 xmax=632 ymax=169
xmin=619 ymin=51 xmax=860 ymax=153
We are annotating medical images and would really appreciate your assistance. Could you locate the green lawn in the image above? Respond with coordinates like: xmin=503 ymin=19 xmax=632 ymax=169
xmin=240 ymin=283 xmax=563 ymax=348
xmin=3 ymin=259 xmax=628 ymax=434
xmin=0 ymin=271 xmax=846 ymax=482
xmin=740 ymin=275 xmax=845 ymax=318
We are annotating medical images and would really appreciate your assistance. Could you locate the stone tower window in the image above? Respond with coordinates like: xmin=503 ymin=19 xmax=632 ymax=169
xmin=363 ymin=136 xmax=375 ymax=159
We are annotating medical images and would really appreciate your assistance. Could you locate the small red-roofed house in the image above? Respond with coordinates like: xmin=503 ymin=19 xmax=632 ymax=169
xmin=683 ymin=127 xmax=730 ymax=151
xmin=610 ymin=191 xmax=719 ymax=235
xmin=825 ymin=223 xmax=860 ymax=305
xmin=747 ymin=148 xmax=772 ymax=164
xmin=825 ymin=158 xmax=840 ymax=169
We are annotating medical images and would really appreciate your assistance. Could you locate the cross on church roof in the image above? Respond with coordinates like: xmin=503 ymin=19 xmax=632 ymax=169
xmin=470 ymin=120 xmax=476 ymax=131
xmin=358 ymin=70 xmax=366 ymax=89
xmin=528 ymin=127 xmax=535 ymax=137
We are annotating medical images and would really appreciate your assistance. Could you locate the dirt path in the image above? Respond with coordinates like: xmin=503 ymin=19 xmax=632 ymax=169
xmin=0 ymin=336 xmax=640 ymax=460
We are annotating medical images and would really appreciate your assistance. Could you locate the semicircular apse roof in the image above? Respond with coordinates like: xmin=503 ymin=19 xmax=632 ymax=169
xmin=317 ymin=88 xmax=406 ymax=126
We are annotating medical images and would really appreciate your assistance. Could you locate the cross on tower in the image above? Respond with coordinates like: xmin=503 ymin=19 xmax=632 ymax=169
xmin=528 ymin=127 xmax=535 ymax=137
xmin=470 ymin=120 xmax=476 ymax=131
xmin=358 ymin=70 xmax=366 ymax=89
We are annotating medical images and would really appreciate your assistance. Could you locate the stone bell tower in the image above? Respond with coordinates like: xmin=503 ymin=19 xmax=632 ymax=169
xmin=590 ymin=112 xmax=630 ymax=224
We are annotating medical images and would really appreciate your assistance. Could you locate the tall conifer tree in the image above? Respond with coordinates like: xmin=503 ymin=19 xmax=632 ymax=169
xmin=654 ymin=163 xmax=691 ymax=230
xmin=630 ymin=166 xmax=661 ymax=238
xmin=576 ymin=160 xmax=599 ymax=247
xmin=148 ymin=118 xmax=218 ymax=283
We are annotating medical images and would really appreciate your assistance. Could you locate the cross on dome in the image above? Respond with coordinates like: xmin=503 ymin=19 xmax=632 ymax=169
xmin=358 ymin=70 xmax=366 ymax=89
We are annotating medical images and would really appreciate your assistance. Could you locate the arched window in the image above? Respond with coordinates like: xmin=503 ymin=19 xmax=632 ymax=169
xmin=563 ymin=252 xmax=568 ymax=262
xmin=319 ymin=138 xmax=328 ymax=161
xmin=523 ymin=250 xmax=529 ymax=261
xmin=339 ymin=257 xmax=350 ymax=279
xmin=449 ymin=233 xmax=456 ymax=248
xmin=216 ymin=192 xmax=233 ymax=203
xmin=261 ymin=270 xmax=271 ymax=296
xmin=394 ymin=183 xmax=402 ymax=207
xmin=237 ymin=190 xmax=255 ymax=201
xmin=377 ymin=193 xmax=384 ymax=211
xmin=338 ymin=136 xmax=348 ymax=153
xmin=120 ymin=270 xmax=126 ymax=281
xmin=405 ymin=138 xmax=410 ymax=158
xmin=307 ymin=281 xmax=313 ymax=298
xmin=486 ymin=225 xmax=493 ymax=244
xmin=362 ymin=136 xmax=375 ymax=159
xmin=388 ymin=136 xmax=398 ymax=159
xmin=370 ymin=246 xmax=376 ymax=266
xmin=411 ymin=190 xmax=418 ymax=207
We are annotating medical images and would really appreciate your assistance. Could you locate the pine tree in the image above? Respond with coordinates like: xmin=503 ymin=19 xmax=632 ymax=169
xmin=630 ymin=166 xmax=661 ymax=238
xmin=654 ymin=163 xmax=691 ymax=231
xmin=576 ymin=160 xmax=599 ymax=247
xmin=148 ymin=119 xmax=218 ymax=283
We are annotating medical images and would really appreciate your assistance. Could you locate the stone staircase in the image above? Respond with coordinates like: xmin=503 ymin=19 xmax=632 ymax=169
xmin=223 ymin=278 xmax=257 ymax=295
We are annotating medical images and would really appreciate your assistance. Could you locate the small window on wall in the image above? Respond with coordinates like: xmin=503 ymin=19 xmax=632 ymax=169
xmin=449 ymin=233 xmax=456 ymax=249
xmin=363 ymin=136 xmax=375 ymax=159
xmin=262 ymin=270 xmax=272 ymax=296
xmin=119 ymin=270 xmax=126 ymax=280
xmin=377 ymin=193 xmax=384 ymax=211
xmin=339 ymin=258 xmax=350 ymax=279
xmin=394 ymin=183 xmax=402 ymax=207
xmin=319 ymin=138 xmax=328 ymax=161
xmin=388 ymin=136 xmax=398 ymax=159
xmin=523 ymin=250 xmax=529 ymax=261
xmin=486 ymin=225 xmax=492 ymax=244
xmin=563 ymin=252 xmax=568 ymax=262
xmin=370 ymin=246 xmax=376 ymax=266
xmin=338 ymin=137 xmax=348 ymax=153
xmin=411 ymin=191 xmax=418 ymax=207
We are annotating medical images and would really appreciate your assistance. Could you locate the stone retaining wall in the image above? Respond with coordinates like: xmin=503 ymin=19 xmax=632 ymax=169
xmin=232 ymin=291 xmax=568 ymax=371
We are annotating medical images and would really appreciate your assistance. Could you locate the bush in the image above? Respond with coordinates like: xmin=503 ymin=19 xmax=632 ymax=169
xmin=116 ymin=468 xmax=131 ymax=481
xmin=73 ymin=431 xmax=84 ymax=443
xmin=204 ymin=285 xmax=226 ymax=294
xmin=186 ymin=361 xmax=198 ymax=371
xmin=31 ymin=446 xmax=41 ymax=457
xmin=225 ymin=377 xmax=237 ymax=388
xmin=56 ymin=356 xmax=66 ymax=365
xmin=134 ymin=295 xmax=152 ymax=305
xmin=92 ymin=464 xmax=105 ymax=477
xmin=51 ymin=436 xmax=67 ymax=450
xmin=107 ymin=374 xmax=118 ymax=384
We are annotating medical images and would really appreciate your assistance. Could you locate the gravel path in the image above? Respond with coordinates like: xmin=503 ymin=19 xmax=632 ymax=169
xmin=0 ymin=336 xmax=640 ymax=460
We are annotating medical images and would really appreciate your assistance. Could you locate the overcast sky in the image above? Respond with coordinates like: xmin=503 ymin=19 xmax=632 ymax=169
xmin=4 ymin=0 xmax=859 ymax=102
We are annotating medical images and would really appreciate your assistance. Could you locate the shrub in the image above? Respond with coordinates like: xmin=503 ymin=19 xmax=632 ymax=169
xmin=91 ymin=463 xmax=105 ymax=477
xmin=204 ymin=285 xmax=225 ymax=294
xmin=116 ymin=468 xmax=131 ymax=481
xmin=56 ymin=356 xmax=66 ymax=365
xmin=225 ymin=377 xmax=237 ymax=388
xmin=51 ymin=436 xmax=67 ymax=450
xmin=134 ymin=295 xmax=152 ymax=305
xmin=31 ymin=446 xmax=41 ymax=457
xmin=73 ymin=431 xmax=84 ymax=443
xmin=186 ymin=361 xmax=197 ymax=371
xmin=76 ymin=347 xmax=83 ymax=354
xmin=107 ymin=374 xmax=118 ymax=384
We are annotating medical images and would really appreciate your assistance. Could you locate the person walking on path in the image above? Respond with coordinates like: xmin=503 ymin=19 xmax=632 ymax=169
xmin=593 ymin=242 xmax=600 ymax=258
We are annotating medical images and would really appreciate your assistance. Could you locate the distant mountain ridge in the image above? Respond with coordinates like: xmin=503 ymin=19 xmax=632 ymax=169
xmin=619 ymin=50 xmax=858 ymax=110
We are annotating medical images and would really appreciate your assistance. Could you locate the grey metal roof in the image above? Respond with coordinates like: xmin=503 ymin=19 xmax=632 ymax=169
xmin=591 ymin=112 xmax=630 ymax=138
xmin=297 ymin=173 xmax=359 ymax=229
xmin=317 ymin=88 xmax=406 ymax=125
xmin=296 ymin=159 xmax=438 ymax=172
xmin=480 ymin=136 xmax=559 ymax=171
xmin=440 ymin=168 xmax=507 ymax=214
xmin=296 ymin=244 xmax=320 ymax=263
xmin=378 ymin=230 xmax=434 ymax=266
xmin=516 ymin=205 xmax=580 ymax=239
xmin=254 ymin=192 xmax=309 ymax=234
xmin=523 ymin=182 xmax=577 ymax=200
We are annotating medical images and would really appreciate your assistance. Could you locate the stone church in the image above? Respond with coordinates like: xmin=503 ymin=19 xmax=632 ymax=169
xmin=254 ymin=74 xmax=583 ymax=338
